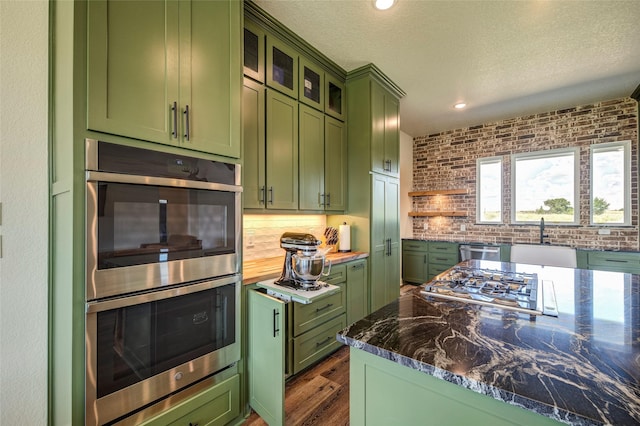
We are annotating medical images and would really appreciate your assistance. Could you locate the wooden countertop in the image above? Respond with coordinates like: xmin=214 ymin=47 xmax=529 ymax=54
xmin=242 ymin=251 xmax=369 ymax=285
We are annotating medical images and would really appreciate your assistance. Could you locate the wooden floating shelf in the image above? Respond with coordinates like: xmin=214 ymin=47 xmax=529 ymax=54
xmin=409 ymin=189 xmax=468 ymax=196
xmin=408 ymin=211 xmax=467 ymax=217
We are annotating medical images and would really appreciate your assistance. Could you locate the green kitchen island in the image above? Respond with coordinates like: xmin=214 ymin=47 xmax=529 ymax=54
xmin=337 ymin=260 xmax=640 ymax=425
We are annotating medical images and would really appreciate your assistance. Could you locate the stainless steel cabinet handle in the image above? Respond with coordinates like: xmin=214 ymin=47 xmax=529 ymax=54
xmin=424 ymin=254 xmax=427 ymax=263
xmin=315 ymin=336 xmax=332 ymax=347
xmin=320 ymin=193 xmax=325 ymax=206
xmin=259 ymin=186 xmax=265 ymax=204
xmin=316 ymin=303 xmax=334 ymax=313
xmin=326 ymin=193 xmax=331 ymax=207
xmin=171 ymin=101 xmax=178 ymax=138
xmin=350 ymin=263 xmax=364 ymax=270
xmin=183 ymin=104 xmax=190 ymax=141
xmin=268 ymin=187 xmax=274 ymax=204
xmin=273 ymin=309 xmax=280 ymax=337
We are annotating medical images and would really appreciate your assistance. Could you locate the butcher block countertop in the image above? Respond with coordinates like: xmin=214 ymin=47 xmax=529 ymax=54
xmin=242 ymin=251 xmax=369 ymax=285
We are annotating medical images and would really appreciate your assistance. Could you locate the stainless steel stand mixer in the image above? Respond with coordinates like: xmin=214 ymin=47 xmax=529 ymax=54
xmin=276 ymin=232 xmax=332 ymax=290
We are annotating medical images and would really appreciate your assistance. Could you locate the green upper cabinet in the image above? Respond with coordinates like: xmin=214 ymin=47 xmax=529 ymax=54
xmin=346 ymin=65 xmax=403 ymax=177
xmin=243 ymin=18 xmax=265 ymax=83
xmin=298 ymin=57 xmax=325 ymax=111
xmin=243 ymin=78 xmax=266 ymax=209
xmin=87 ymin=0 xmax=241 ymax=158
xmin=299 ymin=104 xmax=325 ymax=210
xmin=324 ymin=116 xmax=347 ymax=211
xmin=265 ymin=89 xmax=299 ymax=210
xmin=266 ymin=35 xmax=298 ymax=99
xmin=325 ymin=74 xmax=346 ymax=121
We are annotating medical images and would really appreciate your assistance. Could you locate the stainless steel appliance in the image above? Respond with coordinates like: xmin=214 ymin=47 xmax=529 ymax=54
xmin=85 ymin=139 xmax=242 ymax=300
xmin=420 ymin=265 xmax=558 ymax=317
xmin=84 ymin=139 xmax=242 ymax=425
xmin=276 ymin=232 xmax=331 ymax=290
xmin=460 ymin=244 xmax=501 ymax=261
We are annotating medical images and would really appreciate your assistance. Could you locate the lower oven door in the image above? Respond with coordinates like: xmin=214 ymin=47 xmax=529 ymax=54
xmin=85 ymin=275 xmax=241 ymax=426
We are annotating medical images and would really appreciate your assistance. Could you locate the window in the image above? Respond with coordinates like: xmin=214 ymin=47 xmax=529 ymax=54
xmin=476 ymin=157 xmax=502 ymax=223
xmin=511 ymin=148 xmax=579 ymax=224
xmin=590 ymin=141 xmax=630 ymax=225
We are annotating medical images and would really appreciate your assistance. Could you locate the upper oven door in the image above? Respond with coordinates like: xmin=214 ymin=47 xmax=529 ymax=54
xmin=85 ymin=140 xmax=242 ymax=301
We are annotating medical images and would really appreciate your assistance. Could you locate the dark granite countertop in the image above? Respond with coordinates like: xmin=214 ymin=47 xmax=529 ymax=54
xmin=337 ymin=260 xmax=640 ymax=425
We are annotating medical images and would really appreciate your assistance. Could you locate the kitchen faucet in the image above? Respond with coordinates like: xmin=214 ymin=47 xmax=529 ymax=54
xmin=539 ymin=217 xmax=549 ymax=244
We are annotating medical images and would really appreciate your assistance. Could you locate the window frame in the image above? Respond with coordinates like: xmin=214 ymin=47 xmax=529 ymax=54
xmin=476 ymin=156 xmax=503 ymax=224
xmin=590 ymin=140 xmax=631 ymax=226
xmin=510 ymin=147 xmax=580 ymax=225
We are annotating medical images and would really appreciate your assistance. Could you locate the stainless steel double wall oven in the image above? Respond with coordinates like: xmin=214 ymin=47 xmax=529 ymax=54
xmin=84 ymin=139 xmax=242 ymax=425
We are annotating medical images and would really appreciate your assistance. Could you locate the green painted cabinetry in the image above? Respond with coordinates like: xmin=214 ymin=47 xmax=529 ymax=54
xmin=265 ymin=89 xmax=299 ymax=209
xmin=370 ymin=174 xmax=401 ymax=312
xmin=577 ymin=249 xmax=640 ymax=274
xmin=242 ymin=78 xmax=266 ymax=209
xmin=402 ymin=240 xmax=429 ymax=284
xmin=371 ymin=82 xmax=400 ymax=175
xmin=299 ymin=104 xmax=326 ymax=210
xmin=243 ymin=18 xmax=265 ymax=83
xmin=427 ymin=241 xmax=459 ymax=279
xmin=299 ymin=56 xmax=325 ymax=111
xmin=349 ymin=347 xmax=562 ymax=426
xmin=346 ymin=259 xmax=368 ymax=324
xmin=324 ymin=116 xmax=347 ymax=211
xmin=266 ymin=34 xmax=298 ymax=99
xmin=87 ymin=0 xmax=241 ymax=158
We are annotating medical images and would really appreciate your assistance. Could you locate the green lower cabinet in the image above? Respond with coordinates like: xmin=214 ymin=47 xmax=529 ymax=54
xmin=402 ymin=241 xmax=428 ymax=284
xmin=349 ymin=348 xmax=562 ymax=426
xmin=292 ymin=314 xmax=346 ymax=374
xmin=139 ymin=373 xmax=240 ymax=426
xmin=584 ymin=250 xmax=640 ymax=274
xmin=346 ymin=259 xmax=368 ymax=324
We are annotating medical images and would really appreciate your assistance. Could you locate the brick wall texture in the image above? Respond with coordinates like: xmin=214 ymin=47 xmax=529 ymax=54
xmin=412 ymin=97 xmax=639 ymax=250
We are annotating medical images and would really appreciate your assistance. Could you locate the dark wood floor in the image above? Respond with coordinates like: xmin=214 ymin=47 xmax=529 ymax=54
xmin=244 ymin=285 xmax=415 ymax=425
xmin=244 ymin=345 xmax=350 ymax=426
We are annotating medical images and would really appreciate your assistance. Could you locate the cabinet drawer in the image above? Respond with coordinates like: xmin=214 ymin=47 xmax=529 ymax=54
xmin=293 ymin=289 xmax=345 ymax=336
xmin=403 ymin=240 xmax=428 ymax=252
xmin=292 ymin=314 xmax=346 ymax=374
xmin=428 ymin=252 xmax=458 ymax=265
xmin=429 ymin=263 xmax=454 ymax=279
xmin=428 ymin=242 xmax=458 ymax=255
xmin=324 ymin=263 xmax=347 ymax=285
xmin=141 ymin=374 xmax=239 ymax=426
xmin=587 ymin=251 xmax=640 ymax=273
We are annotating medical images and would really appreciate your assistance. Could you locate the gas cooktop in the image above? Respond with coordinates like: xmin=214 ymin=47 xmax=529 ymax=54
xmin=420 ymin=266 xmax=558 ymax=317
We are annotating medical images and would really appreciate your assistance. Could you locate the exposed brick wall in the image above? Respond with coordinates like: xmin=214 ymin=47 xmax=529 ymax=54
xmin=412 ymin=97 xmax=639 ymax=250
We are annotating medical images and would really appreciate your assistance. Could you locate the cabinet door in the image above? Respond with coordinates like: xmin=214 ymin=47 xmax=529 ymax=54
xmin=402 ymin=251 xmax=428 ymax=284
xmin=182 ymin=0 xmax=241 ymax=157
xmin=248 ymin=290 xmax=285 ymax=426
xmin=370 ymin=173 xmax=387 ymax=312
xmin=299 ymin=104 xmax=325 ymax=210
xmin=266 ymin=89 xmax=298 ymax=209
xmin=299 ymin=57 xmax=325 ymax=111
xmin=346 ymin=260 xmax=368 ymax=324
xmin=266 ymin=35 xmax=298 ymax=98
xmin=324 ymin=116 xmax=347 ymax=212
xmin=243 ymin=78 xmax=266 ymax=209
xmin=87 ymin=0 xmax=179 ymax=144
xmin=244 ymin=19 xmax=265 ymax=83
xmin=384 ymin=94 xmax=400 ymax=175
xmin=370 ymin=81 xmax=399 ymax=175
xmin=325 ymin=74 xmax=346 ymax=121
xmin=384 ymin=177 xmax=401 ymax=302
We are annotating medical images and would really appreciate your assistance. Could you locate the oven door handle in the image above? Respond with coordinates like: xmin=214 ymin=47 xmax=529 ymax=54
xmin=86 ymin=275 xmax=240 ymax=313
xmin=86 ymin=170 xmax=242 ymax=193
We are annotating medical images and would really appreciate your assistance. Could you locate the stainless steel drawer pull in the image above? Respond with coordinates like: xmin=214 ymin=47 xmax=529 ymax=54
xmin=326 ymin=193 xmax=331 ymax=207
xmin=268 ymin=187 xmax=274 ymax=204
xmin=315 ymin=336 xmax=332 ymax=347
xmin=605 ymin=259 xmax=628 ymax=263
xmin=316 ymin=303 xmax=334 ymax=312
xmin=171 ymin=101 xmax=178 ymax=138
xmin=259 ymin=186 xmax=265 ymax=204
xmin=350 ymin=264 xmax=364 ymax=270
xmin=273 ymin=309 xmax=280 ymax=337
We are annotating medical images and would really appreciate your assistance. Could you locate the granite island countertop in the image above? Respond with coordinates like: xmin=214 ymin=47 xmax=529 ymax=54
xmin=337 ymin=259 xmax=640 ymax=425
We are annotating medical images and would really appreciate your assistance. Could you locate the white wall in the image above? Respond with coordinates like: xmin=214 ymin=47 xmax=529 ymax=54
xmin=399 ymin=130 xmax=413 ymax=239
xmin=0 ymin=1 xmax=49 ymax=423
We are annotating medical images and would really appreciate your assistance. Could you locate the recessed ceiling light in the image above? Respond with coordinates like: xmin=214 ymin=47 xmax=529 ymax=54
xmin=374 ymin=0 xmax=395 ymax=10
xmin=454 ymin=102 xmax=467 ymax=110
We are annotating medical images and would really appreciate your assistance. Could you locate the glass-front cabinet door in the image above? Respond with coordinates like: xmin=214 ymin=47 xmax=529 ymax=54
xmin=243 ymin=19 xmax=264 ymax=83
xmin=298 ymin=57 xmax=324 ymax=111
xmin=325 ymin=74 xmax=345 ymax=121
xmin=266 ymin=36 xmax=298 ymax=99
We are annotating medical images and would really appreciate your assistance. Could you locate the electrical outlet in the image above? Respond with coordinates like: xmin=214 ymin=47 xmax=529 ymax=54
xmin=246 ymin=230 xmax=255 ymax=247
xmin=423 ymin=222 xmax=428 ymax=230
xmin=460 ymin=224 xmax=466 ymax=231
xmin=598 ymin=228 xmax=611 ymax=235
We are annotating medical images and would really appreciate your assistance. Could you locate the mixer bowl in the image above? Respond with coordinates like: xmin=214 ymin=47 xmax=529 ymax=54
xmin=292 ymin=253 xmax=331 ymax=282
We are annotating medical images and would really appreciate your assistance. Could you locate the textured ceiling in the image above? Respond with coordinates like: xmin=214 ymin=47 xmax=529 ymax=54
xmin=253 ymin=0 xmax=640 ymax=137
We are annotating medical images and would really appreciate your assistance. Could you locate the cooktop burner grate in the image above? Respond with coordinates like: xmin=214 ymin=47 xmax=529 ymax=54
xmin=422 ymin=266 xmax=541 ymax=314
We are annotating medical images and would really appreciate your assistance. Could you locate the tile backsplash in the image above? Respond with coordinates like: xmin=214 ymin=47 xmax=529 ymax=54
xmin=243 ymin=214 xmax=327 ymax=260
